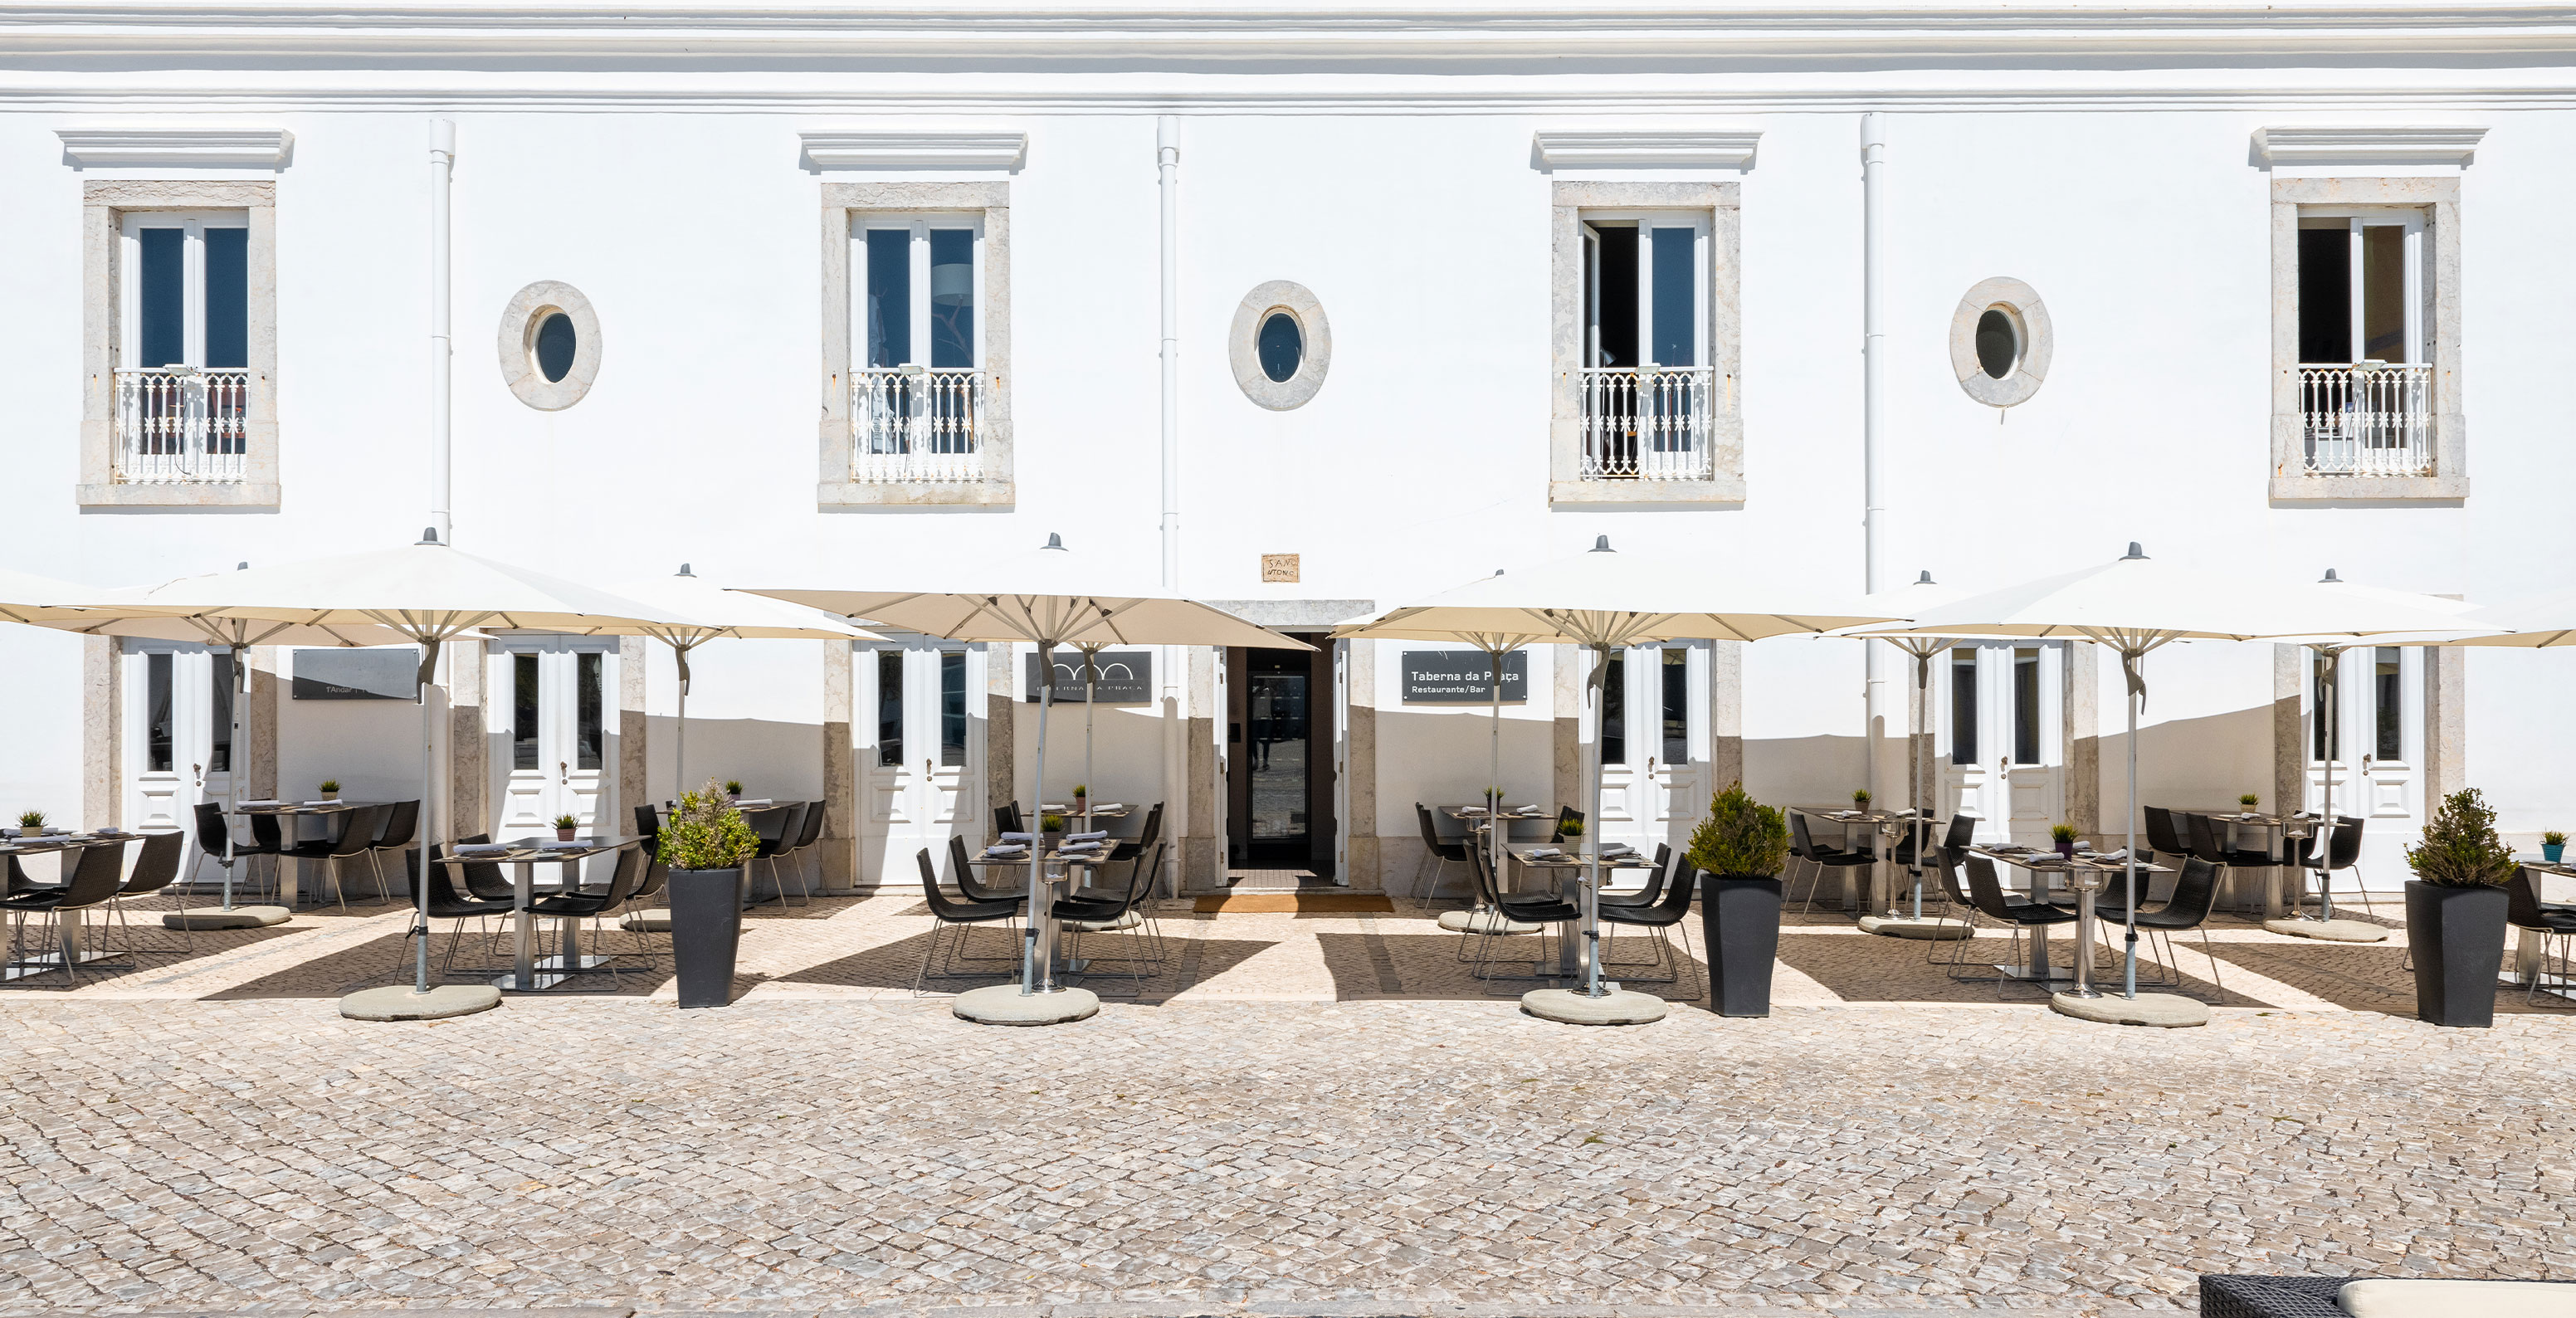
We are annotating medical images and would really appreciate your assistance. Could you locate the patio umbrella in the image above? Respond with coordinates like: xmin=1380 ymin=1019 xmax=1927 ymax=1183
xmin=1850 ymin=569 xmax=1969 ymax=927
xmin=1856 ymin=542 xmax=2497 ymax=1010
xmin=6 ymin=564 xmax=419 ymax=921
xmin=111 ymin=530 xmax=698 ymax=1016
xmin=748 ymin=531 xmax=1304 ymax=1021
xmin=1336 ymin=535 xmax=1895 ymax=1015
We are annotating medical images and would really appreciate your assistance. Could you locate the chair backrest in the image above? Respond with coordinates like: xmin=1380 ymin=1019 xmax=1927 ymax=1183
xmin=629 ymin=847 xmax=669 ymax=904
xmin=754 ymin=803 xmax=798 ymax=848
xmin=2162 ymin=856 xmax=2222 ymax=925
xmin=1788 ymin=811 xmax=1821 ymax=862
xmin=328 ymin=805 xmax=384 ymax=859
xmin=1933 ymin=852 xmax=1974 ymax=908
xmin=2143 ymin=805 xmax=2183 ymax=857
xmin=2509 ymin=866 xmax=2551 ymax=929
xmin=917 ymin=847 xmax=992 ymax=920
xmin=246 ymin=810 xmax=283 ymax=852
xmin=1467 ymin=837 xmax=1505 ymax=906
xmin=1135 ymin=801 xmax=1164 ymax=852
xmin=1942 ymin=813 xmax=1978 ymax=853
xmin=1414 ymin=803 xmax=1445 ymax=852
xmin=193 ymin=801 xmax=233 ymax=858
xmin=1962 ymin=855 xmax=2018 ymax=922
xmin=57 ymin=842 xmax=134 ymax=910
xmin=2321 ymin=815 xmax=2365 ymax=870
xmin=373 ymin=798 xmax=420 ymax=850
xmin=118 ymin=831 xmax=187 ymax=897
xmin=417 ymin=843 xmax=484 ymax=913
xmin=793 ymin=800 xmax=827 ymax=849
xmin=596 ymin=844 xmax=644 ymax=906
xmin=451 ymin=832 xmax=511 ymax=900
xmin=1651 ymin=857 xmax=1699 ymax=915
xmin=2183 ymin=813 xmax=2225 ymax=864
xmin=996 ymin=802 xmax=1026 ymax=837
xmin=633 ymin=803 xmax=661 ymax=846
xmin=1554 ymin=806 xmax=1584 ymax=842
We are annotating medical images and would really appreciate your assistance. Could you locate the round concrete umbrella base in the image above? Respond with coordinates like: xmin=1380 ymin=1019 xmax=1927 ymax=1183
xmin=1858 ymin=915 xmax=1974 ymax=941
xmin=1438 ymin=909 xmax=1542 ymax=934
xmin=1521 ymin=988 xmax=1669 ymax=1026
xmin=339 ymin=984 xmax=503 ymax=1022
xmin=164 ymin=906 xmax=290 ymax=930
xmin=954 ymin=984 xmax=1099 ymax=1026
xmin=621 ymin=910 xmax=672 ymax=933
xmin=2261 ymin=917 xmax=2388 ymax=943
xmin=2050 ymin=991 xmax=2210 ymax=1028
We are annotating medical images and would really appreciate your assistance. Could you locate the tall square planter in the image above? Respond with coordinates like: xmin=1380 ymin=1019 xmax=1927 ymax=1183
xmin=670 ymin=866 xmax=749 ymax=1008
xmin=1700 ymin=875 xmax=1782 ymax=1018
xmin=2406 ymin=880 xmax=2508 ymax=1028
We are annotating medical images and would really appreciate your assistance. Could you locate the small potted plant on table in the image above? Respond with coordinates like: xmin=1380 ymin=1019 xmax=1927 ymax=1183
xmin=662 ymin=778 xmax=762 ymax=1009
xmin=15 ymin=809 xmax=45 ymax=838
xmin=552 ymin=813 xmax=580 ymax=843
xmin=2404 ymin=787 xmax=2518 ymax=1028
xmin=1852 ymin=788 xmax=1871 ymax=811
xmin=318 ymin=779 xmax=340 ymax=802
xmin=2544 ymin=831 xmax=2567 ymax=865
xmin=2050 ymin=823 xmax=2080 ymax=860
xmin=1688 ymin=780 xmax=1791 ymax=1018
xmin=1072 ymin=783 xmax=1088 ymax=813
xmin=2239 ymin=793 xmax=2261 ymax=817
xmin=723 ymin=780 xmax=743 ymax=803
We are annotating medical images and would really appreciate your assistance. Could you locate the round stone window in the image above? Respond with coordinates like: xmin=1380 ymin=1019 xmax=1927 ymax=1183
xmin=498 ymin=281 xmax=602 ymax=411
xmin=1229 ymin=281 xmax=1330 ymax=410
xmin=1949 ymin=277 xmax=2050 ymax=408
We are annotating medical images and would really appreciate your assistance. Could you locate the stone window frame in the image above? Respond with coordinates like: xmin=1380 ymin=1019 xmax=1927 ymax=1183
xmin=818 ymin=181 xmax=1013 ymax=509
xmin=2269 ymin=176 xmax=2466 ymax=501
xmin=1549 ymin=181 xmax=1744 ymax=505
xmin=80 ymin=179 xmax=280 ymax=507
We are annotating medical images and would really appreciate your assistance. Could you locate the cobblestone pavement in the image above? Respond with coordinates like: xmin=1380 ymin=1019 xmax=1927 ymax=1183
xmin=2 ymin=889 xmax=2571 ymax=1315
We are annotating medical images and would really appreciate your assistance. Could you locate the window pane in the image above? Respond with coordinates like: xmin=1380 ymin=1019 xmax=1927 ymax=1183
xmin=940 ymin=651 xmax=968 ymax=768
xmin=204 ymin=227 xmax=249 ymax=369
xmin=929 ymin=228 xmax=974 ymax=369
xmin=139 ymin=228 xmax=186 ymax=367
xmin=1649 ymin=227 xmax=1696 ymax=366
xmin=2362 ymin=225 xmax=2408 ymax=362
xmin=877 ymin=652 xmax=904 ymax=768
xmin=2296 ymin=226 xmax=2352 ymax=363
xmin=1589 ymin=225 xmax=1637 ymax=369
xmin=575 ymin=652 xmax=603 ymax=772
xmin=1949 ymin=649 xmax=1978 ymax=766
xmin=2312 ymin=652 xmax=2338 ymax=762
xmin=1661 ymin=647 xmax=1689 ymax=765
xmin=534 ymin=312 xmax=576 ymax=383
xmin=2375 ymin=647 xmax=2403 ymax=761
xmin=864 ymin=229 xmax=910 ymax=368
xmin=1600 ymin=652 xmax=1626 ymax=766
xmin=146 ymin=652 xmax=174 ymax=774
xmin=209 ymin=651 xmax=235 ymax=774
xmin=2013 ymin=648 xmax=2041 ymax=766
xmin=513 ymin=653 xmax=539 ymax=771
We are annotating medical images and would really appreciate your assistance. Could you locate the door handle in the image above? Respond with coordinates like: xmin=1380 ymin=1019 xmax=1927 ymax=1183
xmin=192 ymin=762 xmax=202 ymax=788
xmin=559 ymin=759 xmax=568 ymax=784
xmin=924 ymin=759 xmax=933 ymax=777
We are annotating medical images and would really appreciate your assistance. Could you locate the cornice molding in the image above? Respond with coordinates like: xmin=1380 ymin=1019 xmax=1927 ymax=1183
xmin=1534 ymin=129 xmax=1759 ymax=168
xmin=798 ymin=129 xmax=1026 ymax=169
xmin=2252 ymin=124 xmax=2489 ymax=165
xmin=56 ymin=126 xmax=292 ymax=168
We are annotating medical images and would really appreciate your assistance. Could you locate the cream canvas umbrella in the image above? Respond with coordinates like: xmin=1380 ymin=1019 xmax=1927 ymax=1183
xmin=1856 ymin=542 xmax=2499 ymax=1018
xmin=749 ymin=531 xmax=1305 ymax=1025
xmin=112 ymin=530 xmax=703 ymax=1018
xmin=6 ymin=564 xmax=420 ymax=925
xmin=1847 ymin=569 xmax=1977 ymax=930
xmin=1336 ymin=535 xmax=1895 ymax=1022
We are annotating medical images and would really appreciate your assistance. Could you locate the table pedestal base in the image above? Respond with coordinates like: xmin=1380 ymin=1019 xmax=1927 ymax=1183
xmin=166 ymin=906 xmax=290 ymax=930
xmin=954 ymin=984 xmax=1099 ymax=1026
xmin=1520 ymin=987 xmax=1667 ymax=1026
xmin=2050 ymin=991 xmax=2210 ymax=1028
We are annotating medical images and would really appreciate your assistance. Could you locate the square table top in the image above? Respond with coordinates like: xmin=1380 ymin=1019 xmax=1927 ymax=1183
xmin=0 ymin=830 xmax=142 ymax=856
xmin=1038 ymin=803 xmax=1133 ymax=818
xmin=230 ymin=800 xmax=383 ymax=816
xmin=1795 ymin=808 xmax=1918 ymax=825
xmin=1968 ymin=844 xmax=2174 ymax=875
xmin=1508 ymin=842 xmax=1657 ymax=871
xmin=440 ymin=834 xmax=645 ymax=863
xmin=969 ymin=843 xmax=1115 ymax=867
xmin=1448 ymin=804 xmax=1555 ymax=821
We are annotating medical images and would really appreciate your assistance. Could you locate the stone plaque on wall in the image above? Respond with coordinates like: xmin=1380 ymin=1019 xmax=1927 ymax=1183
xmin=290 ymin=647 xmax=421 ymax=700
xmin=1402 ymin=650 xmax=1528 ymax=704
xmin=1023 ymin=650 xmax=1152 ymax=704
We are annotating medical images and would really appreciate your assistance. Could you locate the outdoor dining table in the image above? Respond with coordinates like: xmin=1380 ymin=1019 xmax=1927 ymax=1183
xmin=439 ymin=833 xmax=642 ymax=992
xmin=967 ymin=842 xmax=1120 ymax=979
xmin=229 ymin=800 xmax=386 ymax=907
xmin=2203 ymin=811 xmax=2317 ymax=916
xmin=1508 ymin=842 xmax=1659 ymax=984
xmin=2510 ymin=861 xmax=2576 ymax=998
xmin=1969 ymin=845 xmax=2174 ymax=989
xmin=1795 ymin=807 xmax=1920 ymax=913
xmin=0 ymin=831 xmax=139 ymax=982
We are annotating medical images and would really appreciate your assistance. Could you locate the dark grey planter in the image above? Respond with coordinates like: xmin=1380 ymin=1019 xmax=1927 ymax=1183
xmin=1700 ymin=875 xmax=1783 ymax=1018
xmin=669 ymin=866 xmax=749 ymax=1009
xmin=2406 ymin=879 xmax=2508 ymax=1028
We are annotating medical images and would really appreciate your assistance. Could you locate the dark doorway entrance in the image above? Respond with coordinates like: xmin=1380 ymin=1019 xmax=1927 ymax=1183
xmin=1226 ymin=641 xmax=1334 ymax=876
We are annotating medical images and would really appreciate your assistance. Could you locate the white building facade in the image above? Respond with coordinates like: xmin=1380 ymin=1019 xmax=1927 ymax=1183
xmin=2 ymin=2 xmax=2569 ymax=895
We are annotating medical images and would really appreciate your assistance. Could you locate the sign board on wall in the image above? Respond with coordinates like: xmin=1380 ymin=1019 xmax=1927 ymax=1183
xmin=290 ymin=648 xmax=422 ymax=700
xmin=1023 ymin=650 xmax=1152 ymax=704
xmin=1402 ymin=650 xmax=1529 ymax=704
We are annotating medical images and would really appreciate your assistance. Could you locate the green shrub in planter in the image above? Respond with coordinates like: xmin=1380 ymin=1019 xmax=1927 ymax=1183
xmin=1688 ymin=781 xmax=1789 ymax=1018
xmin=663 ymin=779 xmax=761 ymax=1009
xmin=1687 ymin=782 xmax=1788 ymax=879
xmin=661 ymin=779 xmax=759 ymax=871
xmin=2403 ymin=788 xmax=2516 ymax=1028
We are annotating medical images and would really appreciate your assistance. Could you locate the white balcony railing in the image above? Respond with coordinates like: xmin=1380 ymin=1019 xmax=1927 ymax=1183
xmin=1578 ymin=366 xmax=1717 ymax=481
xmin=852 ymin=366 xmax=987 ymax=483
xmin=115 ymin=366 xmax=249 ymax=485
xmin=2300 ymin=363 xmax=2432 ymax=478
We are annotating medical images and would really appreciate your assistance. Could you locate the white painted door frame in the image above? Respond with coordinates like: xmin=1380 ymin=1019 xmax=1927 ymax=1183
xmin=487 ymin=636 xmax=618 ymax=839
xmin=858 ymin=639 xmax=984 ymax=885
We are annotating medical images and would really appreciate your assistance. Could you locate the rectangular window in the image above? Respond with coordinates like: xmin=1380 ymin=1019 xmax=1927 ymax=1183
xmin=1649 ymin=227 xmax=1698 ymax=368
xmin=1949 ymin=648 xmax=1978 ymax=766
xmin=575 ymin=652 xmax=603 ymax=773
xmin=2313 ymin=652 xmax=2338 ymax=763
xmin=513 ymin=653 xmax=540 ymax=772
xmin=2374 ymin=647 xmax=2403 ymax=761
xmin=939 ymin=650 xmax=968 ymax=769
xmin=2298 ymin=215 xmax=2422 ymax=365
xmin=928 ymin=228 xmax=975 ymax=369
xmin=116 ymin=211 xmax=253 ymax=486
xmin=203 ymin=227 xmax=248 ymax=369
xmin=1660 ymin=647 xmax=1690 ymax=765
xmin=208 ymin=650 xmax=235 ymax=774
xmin=1577 ymin=212 xmax=1715 ymax=482
xmin=146 ymin=652 xmax=174 ymax=774
xmin=877 ymin=652 xmax=905 ymax=768
xmin=2012 ymin=647 xmax=2041 ymax=766
xmin=139 ymin=227 xmax=186 ymax=368
xmin=851 ymin=215 xmax=988 ymax=481
xmin=864 ymin=229 xmax=910 ymax=369
xmin=1600 ymin=652 xmax=1626 ymax=767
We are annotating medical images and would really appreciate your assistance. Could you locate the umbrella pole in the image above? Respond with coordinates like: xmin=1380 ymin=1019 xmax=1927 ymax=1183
xmin=1583 ymin=645 xmax=1609 ymax=998
xmin=414 ymin=637 xmax=441 ymax=996
xmin=674 ymin=642 xmax=689 ymax=798
xmin=1083 ymin=645 xmax=1097 ymax=833
xmin=1024 ymin=641 xmax=1056 ymax=996
xmin=2123 ymin=650 xmax=2139 ymax=1000
xmin=2319 ymin=652 xmax=2338 ymax=922
xmin=223 ymin=642 xmax=247 ymax=912
xmin=1488 ymin=643 xmax=1505 ymax=908
xmin=1914 ymin=647 xmax=1930 ymax=921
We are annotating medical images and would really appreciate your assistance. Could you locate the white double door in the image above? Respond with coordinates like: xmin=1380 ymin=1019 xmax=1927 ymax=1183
xmin=489 ymin=637 xmax=617 ymax=838
xmin=1936 ymin=643 xmax=2062 ymax=846
xmin=860 ymin=642 xmax=983 ymax=884
xmin=122 ymin=642 xmax=238 ymax=847
xmin=2306 ymin=646 xmax=2421 ymax=823
xmin=1590 ymin=644 xmax=1710 ymax=858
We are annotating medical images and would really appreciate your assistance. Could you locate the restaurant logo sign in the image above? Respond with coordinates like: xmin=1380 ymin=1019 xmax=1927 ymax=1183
xmin=1023 ymin=650 xmax=1153 ymax=704
xmin=1402 ymin=650 xmax=1528 ymax=704
xmin=290 ymin=647 xmax=422 ymax=700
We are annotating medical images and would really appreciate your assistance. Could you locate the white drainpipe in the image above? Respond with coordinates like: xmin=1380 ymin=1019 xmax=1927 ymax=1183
xmin=429 ymin=119 xmax=454 ymax=546
xmin=1157 ymin=114 xmax=1183 ymax=896
xmin=1861 ymin=113 xmax=1895 ymax=824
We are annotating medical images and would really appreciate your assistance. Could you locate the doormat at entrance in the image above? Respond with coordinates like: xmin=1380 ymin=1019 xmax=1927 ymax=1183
xmin=1194 ymin=892 xmax=1398 ymax=914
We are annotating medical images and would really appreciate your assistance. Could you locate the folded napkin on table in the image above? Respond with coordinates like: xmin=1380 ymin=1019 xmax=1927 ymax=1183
xmin=1090 ymin=803 xmax=1125 ymax=812
xmin=1059 ymin=841 xmax=1105 ymax=852
xmin=1457 ymin=806 xmax=1489 ymax=816
xmin=1526 ymin=847 xmax=1564 ymax=860
xmin=237 ymin=798 xmax=282 ymax=807
xmin=999 ymin=832 xmax=1037 ymax=843
xmin=455 ymin=844 xmax=510 ymax=856
xmin=300 ymin=800 xmax=333 ymax=807
xmin=2093 ymin=848 xmax=2130 ymax=862
xmin=734 ymin=798 xmax=774 ymax=807
xmin=1067 ymin=830 xmax=1110 ymax=842
xmin=1600 ymin=842 xmax=1637 ymax=856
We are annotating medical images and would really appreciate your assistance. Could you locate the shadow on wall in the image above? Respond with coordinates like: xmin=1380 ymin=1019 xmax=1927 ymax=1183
xmin=638 ymin=714 xmax=823 ymax=803
xmin=1745 ymin=735 xmax=1866 ymax=809
xmin=2096 ymin=702 xmax=2280 ymax=833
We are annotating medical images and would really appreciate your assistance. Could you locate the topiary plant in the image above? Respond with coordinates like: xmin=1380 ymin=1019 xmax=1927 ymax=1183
xmin=2405 ymin=788 xmax=2516 ymax=888
xmin=2050 ymin=823 xmax=2079 ymax=844
xmin=2239 ymin=793 xmax=2260 ymax=809
xmin=1852 ymin=788 xmax=1871 ymax=807
xmin=2545 ymin=831 xmax=2569 ymax=847
xmin=660 ymin=779 xmax=760 ymax=871
xmin=1687 ymin=781 xmax=1790 ymax=879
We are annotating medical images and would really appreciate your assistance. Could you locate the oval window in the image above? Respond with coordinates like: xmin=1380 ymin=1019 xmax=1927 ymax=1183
xmin=1256 ymin=311 xmax=1302 ymax=383
xmin=534 ymin=312 xmax=578 ymax=384
xmin=1974 ymin=309 xmax=2018 ymax=380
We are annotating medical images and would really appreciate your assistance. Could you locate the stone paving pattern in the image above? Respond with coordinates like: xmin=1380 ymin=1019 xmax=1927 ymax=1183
xmin=0 ymin=886 xmax=2570 ymax=1313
